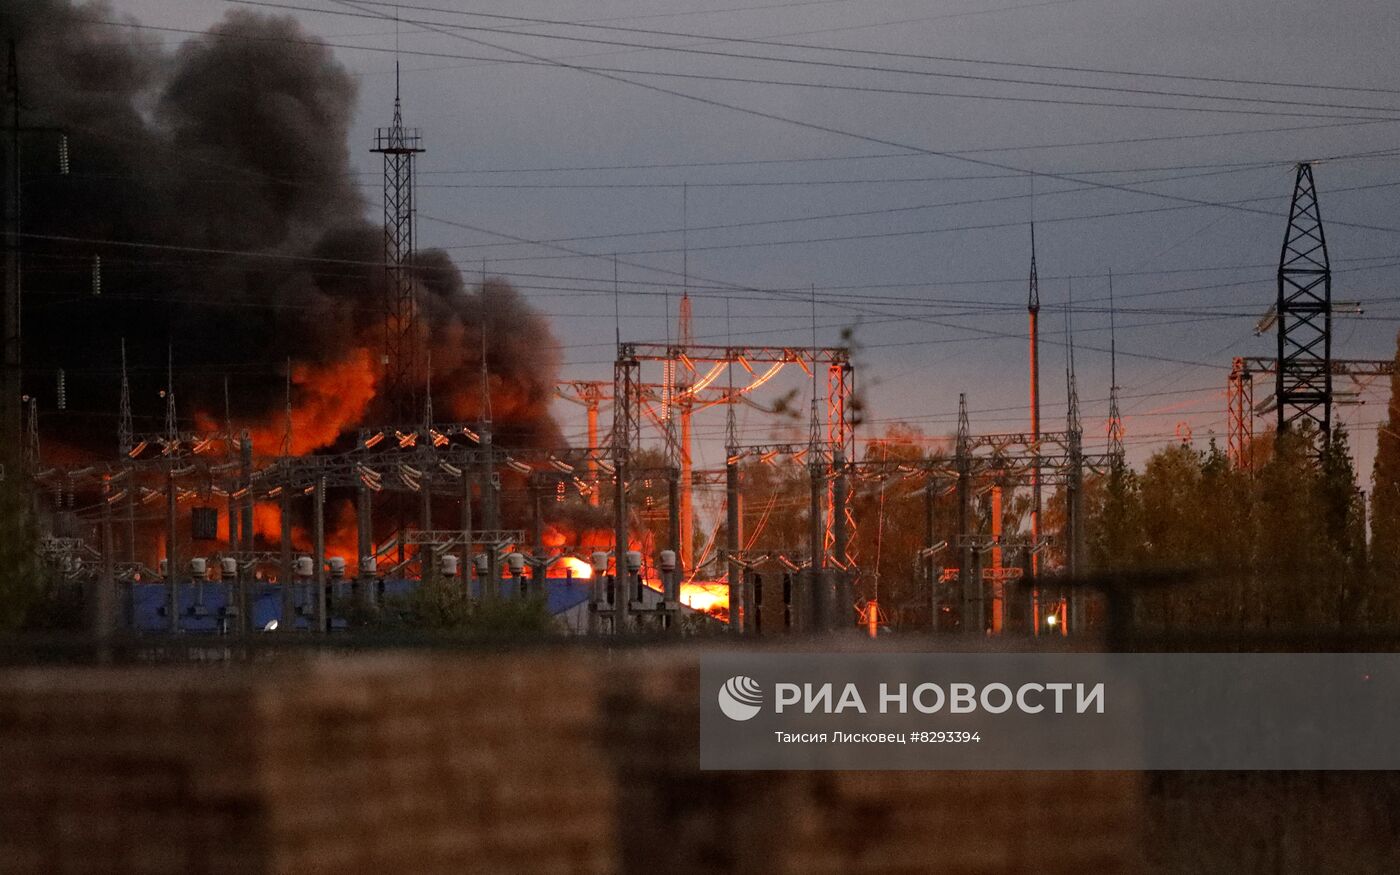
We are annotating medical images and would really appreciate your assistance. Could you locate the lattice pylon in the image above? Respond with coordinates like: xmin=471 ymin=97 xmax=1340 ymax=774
xmin=371 ymin=66 xmax=425 ymax=424
xmin=1275 ymin=162 xmax=1331 ymax=450
xmin=1227 ymin=357 xmax=1255 ymax=470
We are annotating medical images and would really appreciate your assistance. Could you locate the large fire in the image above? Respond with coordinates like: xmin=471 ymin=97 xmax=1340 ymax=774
xmin=186 ymin=372 xmax=734 ymax=624
xmin=196 ymin=349 xmax=378 ymax=457
xmin=555 ymin=556 xmax=592 ymax=579
xmin=680 ymin=582 xmax=730 ymax=620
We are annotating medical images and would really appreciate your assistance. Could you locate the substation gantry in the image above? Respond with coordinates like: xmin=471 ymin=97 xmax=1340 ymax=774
xmin=1225 ymin=163 xmax=1393 ymax=469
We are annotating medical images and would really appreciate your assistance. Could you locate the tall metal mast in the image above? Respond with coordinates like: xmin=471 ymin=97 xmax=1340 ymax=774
xmin=677 ymin=291 xmax=694 ymax=572
xmin=163 ymin=345 xmax=176 ymax=441
xmin=1275 ymin=162 xmax=1332 ymax=451
xmin=1027 ymin=222 xmax=1042 ymax=577
xmin=118 ymin=339 xmax=133 ymax=456
xmin=1107 ymin=271 xmax=1124 ymax=460
xmin=371 ymin=63 xmax=424 ymax=423
xmin=1065 ymin=279 xmax=1084 ymax=593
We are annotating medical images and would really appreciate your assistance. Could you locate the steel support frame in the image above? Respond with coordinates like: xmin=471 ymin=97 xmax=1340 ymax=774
xmin=1227 ymin=357 xmax=1255 ymax=469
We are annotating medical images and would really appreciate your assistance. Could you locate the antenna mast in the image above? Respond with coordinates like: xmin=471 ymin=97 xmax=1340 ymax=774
xmin=118 ymin=339 xmax=133 ymax=456
xmin=1107 ymin=271 xmax=1123 ymax=460
xmin=371 ymin=60 xmax=424 ymax=424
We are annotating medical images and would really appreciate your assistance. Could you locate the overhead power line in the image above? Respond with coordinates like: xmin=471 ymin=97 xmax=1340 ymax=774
xmin=290 ymin=0 xmax=1400 ymax=243
xmin=311 ymin=0 xmax=1400 ymax=98
xmin=86 ymin=7 xmax=1400 ymax=123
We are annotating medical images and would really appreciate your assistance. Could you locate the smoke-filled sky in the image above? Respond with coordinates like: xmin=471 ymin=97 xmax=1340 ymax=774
xmin=6 ymin=0 xmax=565 ymax=456
xmin=16 ymin=0 xmax=1400 ymax=479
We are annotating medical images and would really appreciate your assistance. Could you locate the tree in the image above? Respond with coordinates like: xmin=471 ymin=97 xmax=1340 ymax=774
xmin=1087 ymin=458 xmax=1144 ymax=573
xmin=0 ymin=474 xmax=50 ymax=631
xmin=1371 ymin=331 xmax=1400 ymax=615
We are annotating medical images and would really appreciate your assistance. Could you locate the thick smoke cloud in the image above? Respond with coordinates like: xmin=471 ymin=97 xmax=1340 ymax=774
xmin=3 ymin=1 xmax=564 ymax=455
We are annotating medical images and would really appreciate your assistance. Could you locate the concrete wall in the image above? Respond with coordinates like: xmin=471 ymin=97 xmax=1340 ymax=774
xmin=0 ymin=648 xmax=1142 ymax=874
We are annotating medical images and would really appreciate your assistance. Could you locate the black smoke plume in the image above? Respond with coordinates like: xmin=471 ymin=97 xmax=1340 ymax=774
xmin=2 ymin=1 xmax=564 ymax=459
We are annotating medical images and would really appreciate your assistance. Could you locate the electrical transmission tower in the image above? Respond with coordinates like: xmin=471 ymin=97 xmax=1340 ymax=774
xmin=1275 ymin=162 xmax=1331 ymax=448
xmin=371 ymin=65 xmax=424 ymax=423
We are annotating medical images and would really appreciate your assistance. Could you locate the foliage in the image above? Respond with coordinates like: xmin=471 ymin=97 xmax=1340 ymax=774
xmin=1075 ymin=424 xmax=1377 ymax=632
xmin=355 ymin=576 xmax=558 ymax=636
xmin=0 ymin=474 xmax=53 ymax=632
xmin=1371 ymin=331 xmax=1400 ymax=602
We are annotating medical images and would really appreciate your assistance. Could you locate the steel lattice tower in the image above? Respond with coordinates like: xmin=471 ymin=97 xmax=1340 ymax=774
xmin=1226 ymin=357 xmax=1253 ymax=468
xmin=371 ymin=65 xmax=424 ymax=423
xmin=117 ymin=339 xmax=133 ymax=456
xmin=1275 ymin=162 xmax=1331 ymax=447
xmin=1106 ymin=271 xmax=1124 ymax=460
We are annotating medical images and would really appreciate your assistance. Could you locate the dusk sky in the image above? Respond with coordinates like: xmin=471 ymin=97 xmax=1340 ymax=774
xmin=102 ymin=0 xmax=1400 ymax=480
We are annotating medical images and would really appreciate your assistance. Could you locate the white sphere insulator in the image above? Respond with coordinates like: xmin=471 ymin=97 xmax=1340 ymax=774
xmin=473 ymin=553 xmax=490 ymax=574
xmin=440 ymin=554 xmax=460 ymax=577
xmin=328 ymin=557 xmax=346 ymax=579
xmin=190 ymin=557 xmax=207 ymax=577
xmin=507 ymin=552 xmax=526 ymax=573
xmin=220 ymin=558 xmax=237 ymax=580
xmin=659 ymin=550 xmax=677 ymax=572
xmin=590 ymin=551 xmax=610 ymax=575
xmin=361 ymin=556 xmax=378 ymax=576
xmin=295 ymin=556 xmax=314 ymax=578
xmin=625 ymin=551 xmax=643 ymax=573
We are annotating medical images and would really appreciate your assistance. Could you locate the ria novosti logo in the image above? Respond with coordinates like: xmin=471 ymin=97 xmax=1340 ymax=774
xmin=718 ymin=676 xmax=763 ymax=721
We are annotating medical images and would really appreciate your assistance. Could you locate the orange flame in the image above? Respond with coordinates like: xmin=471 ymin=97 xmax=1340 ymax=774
xmin=198 ymin=348 xmax=378 ymax=456
xmin=555 ymin=556 xmax=593 ymax=579
xmin=680 ymin=581 xmax=729 ymax=620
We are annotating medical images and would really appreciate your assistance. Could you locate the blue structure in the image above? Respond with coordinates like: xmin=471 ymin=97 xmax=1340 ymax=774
xmin=127 ymin=578 xmax=594 ymax=634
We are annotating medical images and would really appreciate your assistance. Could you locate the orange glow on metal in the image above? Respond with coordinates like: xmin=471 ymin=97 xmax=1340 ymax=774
xmin=680 ymin=581 xmax=729 ymax=619
xmin=556 ymin=556 xmax=592 ymax=580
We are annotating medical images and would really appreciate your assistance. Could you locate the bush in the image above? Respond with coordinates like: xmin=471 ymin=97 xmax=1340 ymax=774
xmin=0 ymin=474 xmax=53 ymax=632
xmin=360 ymin=576 xmax=559 ymax=636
